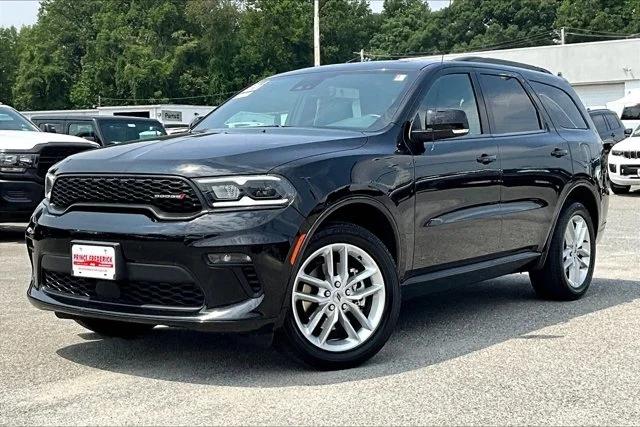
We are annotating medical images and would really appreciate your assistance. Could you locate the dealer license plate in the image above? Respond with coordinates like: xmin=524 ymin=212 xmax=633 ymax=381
xmin=71 ymin=244 xmax=117 ymax=280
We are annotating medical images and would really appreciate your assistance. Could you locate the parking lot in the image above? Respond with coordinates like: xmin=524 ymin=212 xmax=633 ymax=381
xmin=0 ymin=193 xmax=639 ymax=425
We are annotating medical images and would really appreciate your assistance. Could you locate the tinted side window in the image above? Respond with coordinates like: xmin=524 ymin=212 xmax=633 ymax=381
xmin=418 ymin=73 xmax=482 ymax=136
xmin=591 ymin=114 xmax=608 ymax=135
xmin=621 ymin=106 xmax=640 ymax=120
xmin=479 ymin=74 xmax=541 ymax=134
xmin=68 ymin=122 xmax=97 ymax=138
xmin=604 ymin=113 xmax=622 ymax=130
xmin=530 ymin=82 xmax=588 ymax=129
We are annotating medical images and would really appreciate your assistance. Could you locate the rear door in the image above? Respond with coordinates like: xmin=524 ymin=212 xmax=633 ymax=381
xmin=477 ymin=71 xmax=573 ymax=253
xmin=591 ymin=113 xmax=610 ymax=141
xmin=411 ymin=68 xmax=502 ymax=270
xmin=604 ymin=111 xmax=625 ymax=142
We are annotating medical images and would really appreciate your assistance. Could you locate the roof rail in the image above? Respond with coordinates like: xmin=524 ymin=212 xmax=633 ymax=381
xmin=454 ymin=56 xmax=552 ymax=74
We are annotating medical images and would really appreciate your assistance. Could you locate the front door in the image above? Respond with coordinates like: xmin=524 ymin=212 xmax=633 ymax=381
xmin=411 ymin=70 xmax=502 ymax=271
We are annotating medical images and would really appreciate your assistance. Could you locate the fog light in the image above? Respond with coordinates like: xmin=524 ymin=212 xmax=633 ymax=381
xmin=207 ymin=253 xmax=252 ymax=265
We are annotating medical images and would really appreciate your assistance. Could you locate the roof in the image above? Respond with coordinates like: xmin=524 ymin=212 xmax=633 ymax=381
xmin=277 ymin=59 xmax=440 ymax=77
xmin=275 ymin=57 xmax=557 ymax=81
xmin=29 ymin=115 xmax=162 ymax=122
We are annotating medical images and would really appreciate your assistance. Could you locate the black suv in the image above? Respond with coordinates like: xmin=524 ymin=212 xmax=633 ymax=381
xmin=30 ymin=115 xmax=167 ymax=146
xmin=26 ymin=59 xmax=608 ymax=369
xmin=588 ymin=108 xmax=632 ymax=144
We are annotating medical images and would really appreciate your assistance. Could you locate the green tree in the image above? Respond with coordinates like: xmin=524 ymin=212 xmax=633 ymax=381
xmin=320 ymin=0 xmax=377 ymax=63
xmin=369 ymin=0 xmax=434 ymax=56
xmin=555 ymin=0 xmax=640 ymax=43
xmin=12 ymin=0 xmax=100 ymax=109
xmin=0 ymin=27 xmax=19 ymax=105
xmin=435 ymin=0 xmax=559 ymax=53
xmin=234 ymin=0 xmax=313 ymax=85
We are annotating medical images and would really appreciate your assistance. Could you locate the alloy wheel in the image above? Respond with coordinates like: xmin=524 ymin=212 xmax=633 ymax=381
xmin=292 ymin=243 xmax=386 ymax=352
xmin=562 ymin=214 xmax=592 ymax=288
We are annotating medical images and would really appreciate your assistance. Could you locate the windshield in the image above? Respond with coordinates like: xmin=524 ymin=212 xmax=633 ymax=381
xmin=633 ymin=125 xmax=640 ymax=137
xmin=0 ymin=107 xmax=39 ymax=132
xmin=195 ymin=70 xmax=418 ymax=132
xmin=98 ymin=120 xmax=166 ymax=145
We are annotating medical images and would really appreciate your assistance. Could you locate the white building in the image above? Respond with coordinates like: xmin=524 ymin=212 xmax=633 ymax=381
xmin=414 ymin=38 xmax=640 ymax=109
xmin=22 ymin=104 xmax=215 ymax=128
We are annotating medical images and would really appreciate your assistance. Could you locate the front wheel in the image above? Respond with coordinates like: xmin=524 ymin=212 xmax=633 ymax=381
xmin=279 ymin=222 xmax=400 ymax=370
xmin=530 ymin=202 xmax=596 ymax=300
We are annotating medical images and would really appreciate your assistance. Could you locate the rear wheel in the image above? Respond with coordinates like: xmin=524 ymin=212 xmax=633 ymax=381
xmin=279 ymin=222 xmax=400 ymax=370
xmin=530 ymin=202 xmax=596 ymax=300
xmin=75 ymin=317 xmax=155 ymax=337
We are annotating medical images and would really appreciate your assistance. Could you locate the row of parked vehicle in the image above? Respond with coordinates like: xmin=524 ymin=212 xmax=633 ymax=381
xmin=587 ymin=108 xmax=640 ymax=194
xmin=0 ymin=104 xmax=168 ymax=222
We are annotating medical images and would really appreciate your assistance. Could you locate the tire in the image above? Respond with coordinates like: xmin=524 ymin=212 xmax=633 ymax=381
xmin=75 ymin=317 xmax=155 ymax=337
xmin=278 ymin=222 xmax=400 ymax=370
xmin=530 ymin=202 xmax=596 ymax=301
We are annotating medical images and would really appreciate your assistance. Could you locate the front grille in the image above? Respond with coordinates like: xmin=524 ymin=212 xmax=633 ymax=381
xmin=50 ymin=176 xmax=203 ymax=215
xmin=42 ymin=270 xmax=205 ymax=309
xmin=621 ymin=165 xmax=640 ymax=177
xmin=38 ymin=146 xmax=93 ymax=178
xmin=622 ymin=150 xmax=640 ymax=159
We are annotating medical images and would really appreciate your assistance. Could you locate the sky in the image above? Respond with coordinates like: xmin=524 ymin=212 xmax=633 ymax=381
xmin=0 ymin=0 xmax=450 ymax=29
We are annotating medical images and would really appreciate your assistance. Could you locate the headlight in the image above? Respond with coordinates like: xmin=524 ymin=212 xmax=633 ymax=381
xmin=44 ymin=171 xmax=56 ymax=201
xmin=0 ymin=152 xmax=37 ymax=173
xmin=194 ymin=175 xmax=296 ymax=209
xmin=611 ymin=150 xmax=623 ymax=156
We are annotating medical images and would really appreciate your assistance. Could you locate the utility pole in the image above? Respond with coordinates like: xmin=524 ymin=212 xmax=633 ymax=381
xmin=560 ymin=27 xmax=566 ymax=45
xmin=314 ymin=0 xmax=320 ymax=66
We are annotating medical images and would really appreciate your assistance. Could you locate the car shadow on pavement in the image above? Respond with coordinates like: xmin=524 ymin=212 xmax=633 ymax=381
xmin=56 ymin=274 xmax=640 ymax=387
xmin=0 ymin=224 xmax=26 ymax=243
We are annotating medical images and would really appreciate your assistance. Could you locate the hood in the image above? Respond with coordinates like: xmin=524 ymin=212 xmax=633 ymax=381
xmin=55 ymin=128 xmax=367 ymax=177
xmin=613 ymin=135 xmax=640 ymax=151
xmin=0 ymin=130 xmax=98 ymax=151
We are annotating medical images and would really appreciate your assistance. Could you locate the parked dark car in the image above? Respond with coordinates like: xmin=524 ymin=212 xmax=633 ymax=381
xmin=588 ymin=108 xmax=632 ymax=144
xmin=30 ymin=115 xmax=166 ymax=146
xmin=27 ymin=58 xmax=608 ymax=369
xmin=0 ymin=105 xmax=97 ymax=222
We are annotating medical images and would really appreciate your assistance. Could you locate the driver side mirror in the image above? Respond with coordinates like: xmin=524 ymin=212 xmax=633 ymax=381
xmin=40 ymin=123 xmax=57 ymax=133
xmin=625 ymin=128 xmax=633 ymax=137
xmin=411 ymin=109 xmax=470 ymax=143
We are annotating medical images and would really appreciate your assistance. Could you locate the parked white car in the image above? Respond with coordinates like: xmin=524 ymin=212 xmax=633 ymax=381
xmin=608 ymin=124 xmax=640 ymax=194
xmin=0 ymin=105 xmax=98 ymax=222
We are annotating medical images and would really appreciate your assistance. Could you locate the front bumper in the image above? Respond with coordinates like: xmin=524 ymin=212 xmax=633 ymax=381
xmin=608 ymin=156 xmax=640 ymax=186
xmin=26 ymin=203 xmax=305 ymax=332
xmin=0 ymin=178 xmax=43 ymax=222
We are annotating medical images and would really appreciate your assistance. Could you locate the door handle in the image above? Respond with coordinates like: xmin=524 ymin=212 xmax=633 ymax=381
xmin=551 ymin=148 xmax=568 ymax=158
xmin=476 ymin=153 xmax=497 ymax=164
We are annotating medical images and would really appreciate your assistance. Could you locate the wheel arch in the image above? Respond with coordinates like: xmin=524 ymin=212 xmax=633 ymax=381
xmin=275 ymin=196 xmax=405 ymax=328
xmin=535 ymin=179 xmax=600 ymax=269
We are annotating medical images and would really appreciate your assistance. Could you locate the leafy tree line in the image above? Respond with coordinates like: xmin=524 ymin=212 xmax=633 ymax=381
xmin=0 ymin=0 xmax=638 ymax=110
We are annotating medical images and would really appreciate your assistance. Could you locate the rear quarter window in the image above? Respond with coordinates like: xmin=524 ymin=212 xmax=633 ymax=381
xmin=530 ymin=81 xmax=588 ymax=130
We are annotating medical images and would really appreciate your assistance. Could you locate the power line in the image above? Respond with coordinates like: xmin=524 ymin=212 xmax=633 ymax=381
xmin=99 ymin=90 xmax=239 ymax=103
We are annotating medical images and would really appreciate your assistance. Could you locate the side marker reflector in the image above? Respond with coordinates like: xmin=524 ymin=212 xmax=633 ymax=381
xmin=289 ymin=233 xmax=307 ymax=265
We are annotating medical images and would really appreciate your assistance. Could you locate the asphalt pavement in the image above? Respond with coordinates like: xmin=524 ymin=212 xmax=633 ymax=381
xmin=1 ymin=193 xmax=639 ymax=425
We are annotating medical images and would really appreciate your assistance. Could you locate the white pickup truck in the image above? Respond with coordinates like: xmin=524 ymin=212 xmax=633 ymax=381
xmin=0 ymin=105 xmax=98 ymax=222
